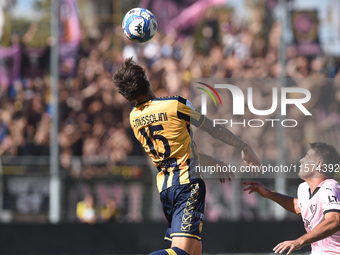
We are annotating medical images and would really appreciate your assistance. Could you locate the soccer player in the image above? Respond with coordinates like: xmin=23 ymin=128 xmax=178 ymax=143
xmin=113 ymin=57 xmax=261 ymax=255
xmin=243 ymin=142 xmax=340 ymax=255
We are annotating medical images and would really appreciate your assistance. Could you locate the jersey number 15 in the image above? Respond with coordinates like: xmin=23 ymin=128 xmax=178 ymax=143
xmin=140 ymin=125 xmax=171 ymax=159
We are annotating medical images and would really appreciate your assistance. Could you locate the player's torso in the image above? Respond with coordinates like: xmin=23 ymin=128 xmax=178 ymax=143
xmin=130 ymin=97 xmax=200 ymax=192
xmin=298 ymin=180 xmax=340 ymax=254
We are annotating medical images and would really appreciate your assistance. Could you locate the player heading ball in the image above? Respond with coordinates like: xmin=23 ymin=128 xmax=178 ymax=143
xmin=113 ymin=57 xmax=261 ymax=255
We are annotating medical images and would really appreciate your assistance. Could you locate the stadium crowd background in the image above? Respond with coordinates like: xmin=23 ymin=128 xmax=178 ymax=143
xmin=1 ymin=0 xmax=340 ymax=223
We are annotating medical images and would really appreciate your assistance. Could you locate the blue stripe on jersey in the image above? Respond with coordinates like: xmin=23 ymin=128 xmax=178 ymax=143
xmin=177 ymin=110 xmax=205 ymax=127
xmin=177 ymin=96 xmax=187 ymax=105
xmin=172 ymin=168 xmax=181 ymax=186
xmin=177 ymin=111 xmax=190 ymax=122
xmin=178 ymin=112 xmax=204 ymax=127
xmin=192 ymin=114 xmax=205 ymax=127
xmin=170 ymin=160 xmax=182 ymax=186
xmin=135 ymin=96 xmax=179 ymax=106
xmin=140 ymin=128 xmax=158 ymax=158
xmin=153 ymin=97 xmax=179 ymax=101
xmin=186 ymin=123 xmax=191 ymax=136
xmin=160 ymin=160 xmax=181 ymax=187
xmin=185 ymin=124 xmax=200 ymax=182
xmin=161 ymin=160 xmax=179 ymax=191
xmin=162 ymin=170 xmax=170 ymax=191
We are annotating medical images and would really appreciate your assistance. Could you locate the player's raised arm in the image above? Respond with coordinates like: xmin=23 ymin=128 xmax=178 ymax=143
xmin=175 ymin=97 xmax=261 ymax=170
xmin=273 ymin=211 xmax=340 ymax=255
xmin=198 ymin=117 xmax=261 ymax=169
xmin=242 ymin=181 xmax=301 ymax=215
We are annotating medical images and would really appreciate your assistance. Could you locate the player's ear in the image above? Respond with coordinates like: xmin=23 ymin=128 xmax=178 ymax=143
xmin=316 ymin=160 xmax=323 ymax=173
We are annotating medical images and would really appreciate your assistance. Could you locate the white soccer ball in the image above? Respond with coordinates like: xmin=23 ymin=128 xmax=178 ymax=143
xmin=122 ymin=8 xmax=158 ymax=43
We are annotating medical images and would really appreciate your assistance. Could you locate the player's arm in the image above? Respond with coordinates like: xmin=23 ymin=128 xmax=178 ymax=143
xmin=199 ymin=153 xmax=234 ymax=182
xmin=242 ymin=181 xmax=301 ymax=215
xmin=273 ymin=211 xmax=340 ymax=255
xmin=274 ymin=185 xmax=340 ymax=254
xmin=176 ymin=97 xmax=260 ymax=167
xmin=198 ymin=117 xmax=261 ymax=168
xmin=199 ymin=117 xmax=247 ymax=149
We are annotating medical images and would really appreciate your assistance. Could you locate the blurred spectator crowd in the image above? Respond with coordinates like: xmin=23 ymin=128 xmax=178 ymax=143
xmin=1 ymin=6 xmax=340 ymax=178
xmin=76 ymin=194 xmax=121 ymax=223
xmin=2 ymin=3 xmax=340 ymax=223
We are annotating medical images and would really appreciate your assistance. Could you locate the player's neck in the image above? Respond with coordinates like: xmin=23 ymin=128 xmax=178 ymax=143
xmin=135 ymin=90 xmax=156 ymax=104
xmin=305 ymin=177 xmax=328 ymax=193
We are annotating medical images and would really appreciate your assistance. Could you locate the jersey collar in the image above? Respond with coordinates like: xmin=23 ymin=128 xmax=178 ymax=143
xmin=309 ymin=187 xmax=320 ymax=199
xmin=308 ymin=179 xmax=329 ymax=199
xmin=136 ymin=99 xmax=153 ymax=106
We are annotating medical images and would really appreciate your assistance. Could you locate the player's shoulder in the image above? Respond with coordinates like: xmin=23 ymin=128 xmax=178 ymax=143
xmin=168 ymin=95 xmax=196 ymax=111
xmin=320 ymin=179 xmax=340 ymax=192
xmin=298 ymin=181 xmax=309 ymax=190
xmin=151 ymin=96 xmax=182 ymax=111
xmin=154 ymin=95 xmax=195 ymax=108
xmin=297 ymin=181 xmax=309 ymax=196
xmin=153 ymin=95 xmax=182 ymax=102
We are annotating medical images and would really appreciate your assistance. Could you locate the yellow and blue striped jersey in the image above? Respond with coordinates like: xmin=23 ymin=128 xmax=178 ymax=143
xmin=130 ymin=96 xmax=206 ymax=192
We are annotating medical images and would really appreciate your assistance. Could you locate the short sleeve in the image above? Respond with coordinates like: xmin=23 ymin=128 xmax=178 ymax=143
xmin=177 ymin=96 xmax=205 ymax=128
xmin=320 ymin=184 xmax=340 ymax=215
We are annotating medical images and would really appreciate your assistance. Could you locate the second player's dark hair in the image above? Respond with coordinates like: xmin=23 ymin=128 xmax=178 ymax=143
xmin=113 ymin=57 xmax=150 ymax=101
xmin=310 ymin=142 xmax=340 ymax=177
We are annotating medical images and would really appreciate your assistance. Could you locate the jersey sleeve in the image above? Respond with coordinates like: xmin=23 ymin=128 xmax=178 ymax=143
xmin=176 ymin=96 xmax=205 ymax=128
xmin=320 ymin=184 xmax=340 ymax=215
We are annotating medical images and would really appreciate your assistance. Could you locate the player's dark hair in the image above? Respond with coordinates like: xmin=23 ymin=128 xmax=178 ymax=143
xmin=310 ymin=142 xmax=340 ymax=178
xmin=113 ymin=57 xmax=150 ymax=101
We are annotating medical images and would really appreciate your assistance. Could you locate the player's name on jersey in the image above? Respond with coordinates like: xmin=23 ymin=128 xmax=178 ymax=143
xmin=132 ymin=112 xmax=168 ymax=128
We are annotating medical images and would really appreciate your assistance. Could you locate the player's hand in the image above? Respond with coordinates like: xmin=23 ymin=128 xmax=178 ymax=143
xmin=242 ymin=181 xmax=269 ymax=198
xmin=273 ymin=239 xmax=303 ymax=255
xmin=217 ymin=160 xmax=235 ymax=183
xmin=241 ymin=145 xmax=262 ymax=176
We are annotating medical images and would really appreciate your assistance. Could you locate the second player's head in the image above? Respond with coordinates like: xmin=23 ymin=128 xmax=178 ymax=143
xmin=113 ymin=57 xmax=151 ymax=101
xmin=299 ymin=142 xmax=340 ymax=179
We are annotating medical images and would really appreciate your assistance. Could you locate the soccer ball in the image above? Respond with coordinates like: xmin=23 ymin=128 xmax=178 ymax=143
xmin=122 ymin=8 xmax=158 ymax=43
